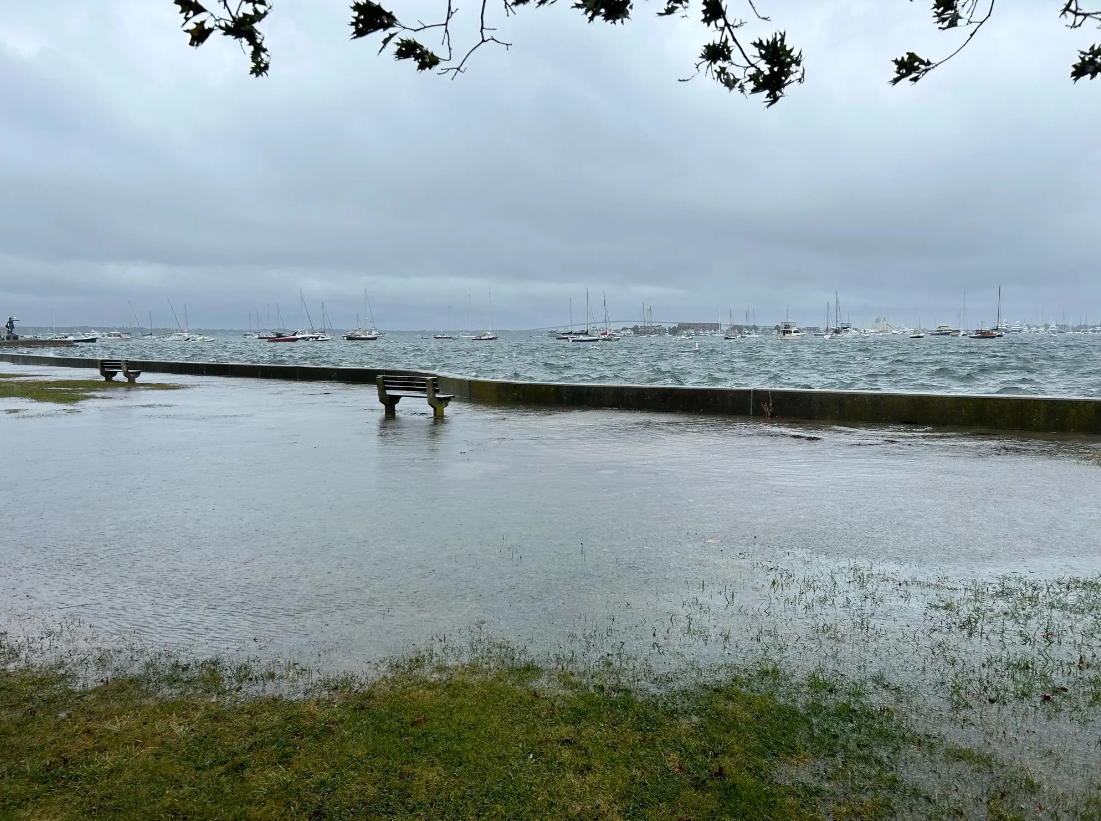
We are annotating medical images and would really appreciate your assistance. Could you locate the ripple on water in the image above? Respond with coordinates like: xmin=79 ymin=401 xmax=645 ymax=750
xmin=17 ymin=333 xmax=1101 ymax=397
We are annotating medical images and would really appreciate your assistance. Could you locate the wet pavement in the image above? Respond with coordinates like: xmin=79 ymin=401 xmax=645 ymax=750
xmin=1 ymin=362 xmax=1100 ymax=669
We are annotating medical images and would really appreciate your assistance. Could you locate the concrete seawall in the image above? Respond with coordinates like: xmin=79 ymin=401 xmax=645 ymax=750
xmin=3 ymin=351 xmax=1100 ymax=435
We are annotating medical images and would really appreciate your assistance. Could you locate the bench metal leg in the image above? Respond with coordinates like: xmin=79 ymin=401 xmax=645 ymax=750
xmin=99 ymin=369 xmax=117 ymax=382
xmin=123 ymin=370 xmax=141 ymax=384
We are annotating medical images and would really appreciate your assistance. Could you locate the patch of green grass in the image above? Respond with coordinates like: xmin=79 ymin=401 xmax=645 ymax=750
xmin=0 ymin=663 xmax=915 ymax=821
xmin=0 ymin=377 xmax=182 ymax=405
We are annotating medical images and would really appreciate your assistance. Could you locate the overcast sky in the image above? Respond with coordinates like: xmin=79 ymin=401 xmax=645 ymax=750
xmin=1 ymin=0 xmax=1098 ymax=330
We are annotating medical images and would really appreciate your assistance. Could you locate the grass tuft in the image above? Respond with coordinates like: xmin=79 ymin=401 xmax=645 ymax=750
xmin=0 ymin=376 xmax=182 ymax=404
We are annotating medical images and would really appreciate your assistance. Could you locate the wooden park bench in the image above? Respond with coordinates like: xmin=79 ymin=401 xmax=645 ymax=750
xmin=376 ymin=374 xmax=454 ymax=418
xmin=99 ymin=359 xmax=142 ymax=383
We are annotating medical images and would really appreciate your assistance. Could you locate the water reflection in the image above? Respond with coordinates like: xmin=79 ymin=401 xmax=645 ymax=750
xmin=1 ymin=364 xmax=1098 ymax=670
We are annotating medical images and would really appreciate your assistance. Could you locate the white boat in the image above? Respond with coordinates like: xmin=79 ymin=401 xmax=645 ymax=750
xmin=472 ymin=292 xmax=498 ymax=340
xmin=293 ymin=292 xmax=329 ymax=341
xmin=931 ymin=324 xmax=960 ymax=337
xmin=778 ymin=320 xmax=805 ymax=339
xmin=344 ymin=290 xmax=381 ymax=341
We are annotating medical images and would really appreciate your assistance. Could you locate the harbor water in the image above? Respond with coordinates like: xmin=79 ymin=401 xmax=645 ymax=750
xmin=14 ymin=330 xmax=1101 ymax=397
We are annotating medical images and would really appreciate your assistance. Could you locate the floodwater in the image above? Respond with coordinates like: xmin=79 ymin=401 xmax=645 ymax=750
xmin=1 ymin=361 xmax=1099 ymax=671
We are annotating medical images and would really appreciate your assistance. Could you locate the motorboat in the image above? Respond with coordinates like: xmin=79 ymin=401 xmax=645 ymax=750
xmin=433 ymin=333 xmax=454 ymax=340
xmin=778 ymin=320 xmax=805 ymax=339
xmin=931 ymin=324 xmax=959 ymax=336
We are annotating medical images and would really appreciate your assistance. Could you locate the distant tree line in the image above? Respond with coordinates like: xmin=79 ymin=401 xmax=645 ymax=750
xmin=173 ymin=1 xmax=1099 ymax=106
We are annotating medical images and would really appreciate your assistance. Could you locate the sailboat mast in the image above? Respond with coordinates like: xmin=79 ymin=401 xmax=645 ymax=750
xmin=366 ymin=292 xmax=376 ymax=330
xmin=167 ymin=299 xmax=183 ymax=332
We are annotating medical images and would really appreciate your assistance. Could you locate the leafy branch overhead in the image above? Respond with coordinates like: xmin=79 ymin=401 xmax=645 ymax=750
xmin=174 ymin=0 xmax=1101 ymax=104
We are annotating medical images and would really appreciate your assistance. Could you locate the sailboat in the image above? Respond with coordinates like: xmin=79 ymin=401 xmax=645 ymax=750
xmin=160 ymin=299 xmax=192 ymax=341
xmin=969 ymin=287 xmax=1005 ymax=339
xmin=266 ymin=304 xmax=301 ymax=341
xmin=314 ymin=302 xmax=334 ymax=341
xmin=434 ymin=306 xmax=455 ymax=339
xmin=472 ymin=293 xmax=498 ymax=340
xmin=458 ymin=294 xmax=476 ymax=338
xmin=599 ymin=292 xmax=620 ymax=340
xmin=724 ymin=309 xmax=739 ymax=340
xmin=344 ymin=290 xmax=380 ymax=340
xmin=570 ymin=290 xmax=600 ymax=342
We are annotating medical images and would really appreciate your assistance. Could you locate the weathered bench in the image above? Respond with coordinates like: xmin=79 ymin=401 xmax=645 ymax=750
xmin=99 ymin=359 xmax=142 ymax=383
xmin=376 ymin=374 xmax=453 ymax=418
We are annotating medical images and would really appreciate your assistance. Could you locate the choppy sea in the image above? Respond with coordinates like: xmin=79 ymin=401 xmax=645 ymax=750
xmin=26 ymin=330 xmax=1101 ymax=397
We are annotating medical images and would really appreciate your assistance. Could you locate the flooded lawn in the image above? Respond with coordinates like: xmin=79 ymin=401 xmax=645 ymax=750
xmin=2 ymin=362 xmax=1101 ymax=811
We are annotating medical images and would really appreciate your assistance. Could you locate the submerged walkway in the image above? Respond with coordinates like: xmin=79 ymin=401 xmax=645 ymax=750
xmin=2 ymin=351 xmax=1100 ymax=434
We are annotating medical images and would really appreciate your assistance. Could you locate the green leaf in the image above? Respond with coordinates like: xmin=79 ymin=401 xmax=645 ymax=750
xmin=1071 ymin=44 xmax=1101 ymax=82
xmin=186 ymin=20 xmax=215 ymax=47
xmin=174 ymin=0 xmax=208 ymax=24
xmin=393 ymin=38 xmax=441 ymax=71
xmin=656 ymin=0 xmax=689 ymax=17
xmin=699 ymin=0 xmax=726 ymax=28
xmin=890 ymin=51 xmax=933 ymax=85
xmin=745 ymin=32 xmax=803 ymax=107
xmin=931 ymin=0 xmax=962 ymax=30
xmin=571 ymin=0 xmax=633 ymax=24
xmin=349 ymin=1 xmax=400 ymax=39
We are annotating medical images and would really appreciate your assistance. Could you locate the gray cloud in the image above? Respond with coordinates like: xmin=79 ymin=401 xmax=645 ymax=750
xmin=1 ymin=0 xmax=1099 ymax=330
